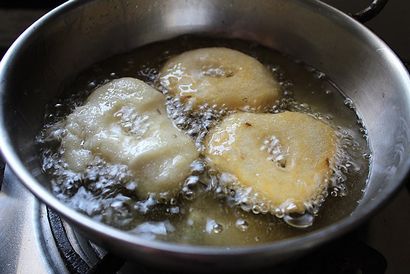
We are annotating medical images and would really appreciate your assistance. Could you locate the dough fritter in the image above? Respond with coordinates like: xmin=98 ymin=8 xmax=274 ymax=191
xmin=205 ymin=111 xmax=337 ymax=213
xmin=159 ymin=47 xmax=280 ymax=110
xmin=62 ymin=78 xmax=199 ymax=198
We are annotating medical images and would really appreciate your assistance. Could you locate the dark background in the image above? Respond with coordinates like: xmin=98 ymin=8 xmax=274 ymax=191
xmin=1 ymin=0 xmax=409 ymax=61
xmin=0 ymin=0 xmax=66 ymax=8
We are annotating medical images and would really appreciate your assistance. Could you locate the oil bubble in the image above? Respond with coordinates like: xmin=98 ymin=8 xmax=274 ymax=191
xmin=283 ymin=213 xmax=314 ymax=228
xmin=206 ymin=219 xmax=223 ymax=234
xmin=235 ymin=219 xmax=249 ymax=232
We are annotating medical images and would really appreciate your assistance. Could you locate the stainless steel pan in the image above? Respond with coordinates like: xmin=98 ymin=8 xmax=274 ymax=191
xmin=0 ymin=0 xmax=409 ymax=272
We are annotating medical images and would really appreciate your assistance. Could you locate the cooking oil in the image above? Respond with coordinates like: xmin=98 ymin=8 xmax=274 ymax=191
xmin=36 ymin=35 xmax=370 ymax=246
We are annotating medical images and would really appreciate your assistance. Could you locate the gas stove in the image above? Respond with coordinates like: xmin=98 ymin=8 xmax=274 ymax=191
xmin=1 ymin=165 xmax=409 ymax=274
xmin=0 ymin=1 xmax=410 ymax=273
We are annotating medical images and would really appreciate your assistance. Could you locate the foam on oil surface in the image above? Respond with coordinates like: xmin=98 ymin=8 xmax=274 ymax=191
xmin=36 ymin=36 xmax=371 ymax=246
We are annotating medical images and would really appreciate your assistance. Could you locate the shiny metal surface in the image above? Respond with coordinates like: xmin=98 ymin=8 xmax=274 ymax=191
xmin=0 ymin=168 xmax=68 ymax=274
xmin=0 ymin=0 xmax=409 ymax=271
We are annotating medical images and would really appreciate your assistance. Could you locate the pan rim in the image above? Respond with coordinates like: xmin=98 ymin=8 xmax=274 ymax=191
xmin=0 ymin=0 xmax=409 ymax=258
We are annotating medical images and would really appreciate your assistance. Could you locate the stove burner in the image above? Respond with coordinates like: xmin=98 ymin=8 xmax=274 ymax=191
xmin=47 ymin=208 xmax=90 ymax=273
xmin=0 ymin=160 xmax=4 ymax=190
xmin=47 ymin=207 xmax=125 ymax=274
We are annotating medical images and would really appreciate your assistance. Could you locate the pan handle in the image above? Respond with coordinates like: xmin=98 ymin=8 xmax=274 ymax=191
xmin=322 ymin=0 xmax=389 ymax=23
xmin=351 ymin=0 xmax=389 ymax=23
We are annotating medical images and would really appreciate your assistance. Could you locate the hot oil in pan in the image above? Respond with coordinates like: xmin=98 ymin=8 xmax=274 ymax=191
xmin=37 ymin=36 xmax=370 ymax=246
